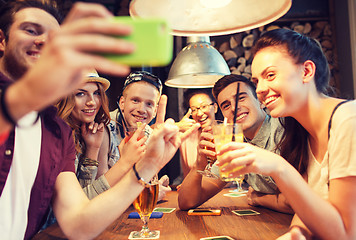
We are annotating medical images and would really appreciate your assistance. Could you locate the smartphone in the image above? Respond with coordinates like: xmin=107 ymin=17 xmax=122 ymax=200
xmin=231 ymin=209 xmax=260 ymax=216
xmin=200 ymin=236 xmax=234 ymax=240
xmin=104 ymin=17 xmax=173 ymax=67
xmin=188 ymin=209 xmax=221 ymax=216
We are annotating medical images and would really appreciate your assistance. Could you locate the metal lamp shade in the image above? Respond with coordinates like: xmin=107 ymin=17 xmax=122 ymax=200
xmin=130 ymin=0 xmax=292 ymax=88
xmin=129 ymin=0 xmax=292 ymax=36
xmin=165 ymin=36 xmax=230 ymax=88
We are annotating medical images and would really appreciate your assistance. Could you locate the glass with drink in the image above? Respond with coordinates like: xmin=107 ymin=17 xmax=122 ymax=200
xmin=196 ymin=137 xmax=219 ymax=179
xmin=131 ymin=175 xmax=159 ymax=238
xmin=124 ymin=122 xmax=146 ymax=143
xmin=212 ymin=120 xmax=246 ymax=192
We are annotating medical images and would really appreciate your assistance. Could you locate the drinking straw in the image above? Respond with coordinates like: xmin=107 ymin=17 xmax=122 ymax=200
xmin=232 ymin=82 xmax=240 ymax=141
xmin=223 ymin=117 xmax=228 ymax=125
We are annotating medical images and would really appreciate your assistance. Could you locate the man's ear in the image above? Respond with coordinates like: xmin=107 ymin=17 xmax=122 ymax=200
xmin=213 ymin=102 xmax=218 ymax=114
xmin=0 ymin=30 xmax=6 ymax=53
xmin=118 ymin=96 xmax=125 ymax=111
xmin=302 ymin=60 xmax=316 ymax=83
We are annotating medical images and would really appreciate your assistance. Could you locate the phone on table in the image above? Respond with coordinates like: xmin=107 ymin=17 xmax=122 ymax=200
xmin=200 ymin=236 xmax=234 ymax=240
xmin=232 ymin=209 xmax=260 ymax=216
xmin=104 ymin=16 xmax=173 ymax=67
xmin=188 ymin=209 xmax=221 ymax=216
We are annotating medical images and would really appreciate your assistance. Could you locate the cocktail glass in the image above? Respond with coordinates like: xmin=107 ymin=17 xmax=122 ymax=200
xmin=212 ymin=120 xmax=246 ymax=187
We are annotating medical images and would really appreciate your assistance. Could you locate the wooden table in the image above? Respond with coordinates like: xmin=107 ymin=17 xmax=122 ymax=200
xmin=33 ymin=189 xmax=292 ymax=240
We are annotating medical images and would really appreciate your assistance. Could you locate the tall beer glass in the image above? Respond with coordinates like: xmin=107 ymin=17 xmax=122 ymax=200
xmin=132 ymin=175 xmax=159 ymax=238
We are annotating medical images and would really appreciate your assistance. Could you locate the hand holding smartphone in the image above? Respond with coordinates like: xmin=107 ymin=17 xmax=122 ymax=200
xmin=104 ymin=17 xmax=173 ymax=67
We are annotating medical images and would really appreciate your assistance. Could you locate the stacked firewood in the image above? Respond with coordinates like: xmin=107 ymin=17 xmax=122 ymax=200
xmin=212 ymin=21 xmax=338 ymax=90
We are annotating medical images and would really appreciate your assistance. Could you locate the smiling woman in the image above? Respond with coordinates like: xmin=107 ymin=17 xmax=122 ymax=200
xmin=56 ymin=70 xmax=111 ymax=188
xmin=178 ymin=89 xmax=218 ymax=178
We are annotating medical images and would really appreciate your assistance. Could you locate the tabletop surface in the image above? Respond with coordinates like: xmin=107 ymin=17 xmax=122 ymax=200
xmin=33 ymin=188 xmax=293 ymax=240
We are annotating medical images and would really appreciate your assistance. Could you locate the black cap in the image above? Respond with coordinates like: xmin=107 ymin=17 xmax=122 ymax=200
xmin=122 ymin=71 xmax=162 ymax=95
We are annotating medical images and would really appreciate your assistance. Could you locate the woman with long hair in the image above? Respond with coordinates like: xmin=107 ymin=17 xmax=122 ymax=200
xmin=216 ymin=28 xmax=356 ymax=239
xmin=56 ymin=71 xmax=146 ymax=197
xmin=56 ymin=71 xmax=111 ymax=192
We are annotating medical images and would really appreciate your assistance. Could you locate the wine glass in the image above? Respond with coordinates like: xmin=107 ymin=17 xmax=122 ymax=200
xmin=196 ymin=139 xmax=219 ymax=179
xmin=212 ymin=121 xmax=245 ymax=185
xmin=229 ymin=175 xmax=248 ymax=193
xmin=131 ymin=175 xmax=159 ymax=238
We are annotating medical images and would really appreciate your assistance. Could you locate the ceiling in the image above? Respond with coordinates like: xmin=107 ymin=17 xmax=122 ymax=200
xmin=62 ymin=0 xmax=130 ymax=16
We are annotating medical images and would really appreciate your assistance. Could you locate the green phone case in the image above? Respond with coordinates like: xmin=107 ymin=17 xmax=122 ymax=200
xmin=104 ymin=17 xmax=173 ymax=67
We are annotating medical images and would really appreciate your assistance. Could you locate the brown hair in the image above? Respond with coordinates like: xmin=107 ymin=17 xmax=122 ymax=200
xmin=56 ymin=83 xmax=110 ymax=153
xmin=252 ymin=28 xmax=333 ymax=175
xmin=0 ymin=0 xmax=62 ymax=41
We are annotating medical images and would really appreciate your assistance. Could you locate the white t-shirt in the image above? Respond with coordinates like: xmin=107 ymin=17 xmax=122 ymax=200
xmin=308 ymin=101 xmax=356 ymax=199
xmin=0 ymin=112 xmax=41 ymax=239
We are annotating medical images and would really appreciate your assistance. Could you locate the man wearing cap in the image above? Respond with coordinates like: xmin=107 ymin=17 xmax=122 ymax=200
xmin=106 ymin=71 xmax=171 ymax=200
xmin=109 ymin=71 xmax=163 ymax=145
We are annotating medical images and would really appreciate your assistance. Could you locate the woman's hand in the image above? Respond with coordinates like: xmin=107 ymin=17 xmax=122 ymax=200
xmin=81 ymin=122 xmax=105 ymax=150
xmin=176 ymin=109 xmax=198 ymax=133
xmin=215 ymin=142 xmax=284 ymax=179
xmin=196 ymin=127 xmax=215 ymax=169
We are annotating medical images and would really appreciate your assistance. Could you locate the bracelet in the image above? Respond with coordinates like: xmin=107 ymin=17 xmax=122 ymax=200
xmin=81 ymin=157 xmax=99 ymax=167
xmin=0 ymin=87 xmax=17 ymax=126
xmin=133 ymin=163 xmax=151 ymax=188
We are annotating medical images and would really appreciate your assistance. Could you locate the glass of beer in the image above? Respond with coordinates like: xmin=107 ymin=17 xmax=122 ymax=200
xmin=212 ymin=120 xmax=245 ymax=188
xmin=131 ymin=174 xmax=159 ymax=238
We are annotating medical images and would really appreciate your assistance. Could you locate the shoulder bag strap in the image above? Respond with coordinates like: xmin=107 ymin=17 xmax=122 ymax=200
xmin=328 ymin=100 xmax=350 ymax=139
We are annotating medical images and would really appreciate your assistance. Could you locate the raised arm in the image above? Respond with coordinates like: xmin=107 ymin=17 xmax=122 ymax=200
xmin=217 ymin=140 xmax=356 ymax=239
xmin=80 ymin=123 xmax=147 ymax=199
xmin=53 ymin=119 xmax=185 ymax=239
xmin=175 ymin=109 xmax=197 ymax=133
xmin=178 ymin=128 xmax=226 ymax=210
xmin=0 ymin=2 xmax=134 ymax=134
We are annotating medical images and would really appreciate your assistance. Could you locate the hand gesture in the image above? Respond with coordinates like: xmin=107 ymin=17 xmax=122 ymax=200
xmin=119 ymin=123 xmax=147 ymax=166
xmin=175 ymin=109 xmax=198 ymax=133
xmin=151 ymin=94 xmax=167 ymax=130
xmin=15 ymin=2 xmax=135 ymax=116
xmin=144 ymin=119 xmax=181 ymax=170
xmin=81 ymin=121 xmax=105 ymax=150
